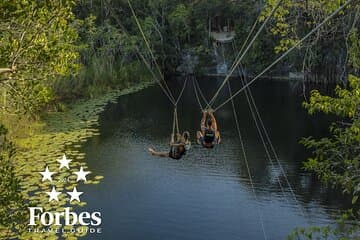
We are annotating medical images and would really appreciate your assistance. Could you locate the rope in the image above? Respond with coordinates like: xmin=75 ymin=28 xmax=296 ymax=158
xmin=235 ymin=61 xmax=291 ymax=206
xmin=193 ymin=76 xmax=204 ymax=111
xmin=208 ymin=0 xmax=283 ymax=107
xmin=214 ymin=0 xmax=354 ymax=112
xmin=172 ymin=107 xmax=180 ymax=135
xmin=108 ymin=6 xmax=176 ymax=105
xmin=175 ymin=77 xmax=188 ymax=105
xmin=227 ymin=81 xmax=267 ymax=240
xmin=170 ymin=76 xmax=189 ymax=136
xmin=171 ymin=77 xmax=189 ymax=135
xmin=172 ymin=108 xmax=177 ymax=135
xmin=127 ymin=0 xmax=176 ymax=103
xmin=229 ymin=18 xmax=259 ymax=72
xmin=175 ymin=108 xmax=179 ymax=134
xmin=235 ymin=53 xmax=308 ymax=218
xmin=138 ymin=50 xmax=176 ymax=105
xmin=230 ymin=42 xmax=288 ymax=199
xmin=194 ymin=76 xmax=211 ymax=108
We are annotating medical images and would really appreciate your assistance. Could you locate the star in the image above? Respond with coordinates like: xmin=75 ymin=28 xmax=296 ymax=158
xmin=67 ymin=187 xmax=83 ymax=202
xmin=57 ymin=154 xmax=72 ymax=170
xmin=39 ymin=166 xmax=56 ymax=182
xmin=74 ymin=167 xmax=91 ymax=182
xmin=46 ymin=187 xmax=61 ymax=202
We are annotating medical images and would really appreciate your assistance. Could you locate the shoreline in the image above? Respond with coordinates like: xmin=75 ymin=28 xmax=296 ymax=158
xmin=2 ymin=81 xmax=154 ymax=239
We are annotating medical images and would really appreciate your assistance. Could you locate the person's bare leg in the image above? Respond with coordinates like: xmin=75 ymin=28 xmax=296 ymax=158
xmin=170 ymin=134 xmax=174 ymax=144
xmin=201 ymin=111 xmax=207 ymax=129
xmin=209 ymin=112 xmax=218 ymax=130
xmin=196 ymin=131 xmax=203 ymax=144
xmin=216 ymin=131 xmax=221 ymax=144
xmin=148 ymin=148 xmax=169 ymax=158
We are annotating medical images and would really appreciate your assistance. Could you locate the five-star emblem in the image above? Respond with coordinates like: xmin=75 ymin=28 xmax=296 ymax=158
xmin=39 ymin=166 xmax=56 ymax=182
xmin=74 ymin=167 xmax=91 ymax=182
xmin=57 ymin=154 xmax=72 ymax=170
xmin=40 ymin=154 xmax=92 ymax=203
xmin=46 ymin=187 xmax=61 ymax=202
xmin=67 ymin=187 xmax=83 ymax=202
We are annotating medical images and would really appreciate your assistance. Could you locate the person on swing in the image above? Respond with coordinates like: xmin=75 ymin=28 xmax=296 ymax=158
xmin=197 ymin=109 xmax=221 ymax=148
xmin=148 ymin=131 xmax=191 ymax=160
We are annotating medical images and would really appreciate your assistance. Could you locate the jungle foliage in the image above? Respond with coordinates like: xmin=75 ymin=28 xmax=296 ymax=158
xmin=1 ymin=0 xmax=357 ymax=116
xmin=0 ymin=125 xmax=27 ymax=238
xmin=259 ymin=0 xmax=360 ymax=238
xmin=261 ymin=0 xmax=359 ymax=83
xmin=0 ymin=1 xmax=359 ymax=239
xmin=0 ymin=0 xmax=79 ymax=115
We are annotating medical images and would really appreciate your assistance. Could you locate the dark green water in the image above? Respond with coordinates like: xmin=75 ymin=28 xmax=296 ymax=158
xmin=81 ymin=78 xmax=349 ymax=240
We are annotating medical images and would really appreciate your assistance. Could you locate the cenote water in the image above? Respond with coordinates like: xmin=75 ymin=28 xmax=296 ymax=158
xmin=80 ymin=78 xmax=349 ymax=240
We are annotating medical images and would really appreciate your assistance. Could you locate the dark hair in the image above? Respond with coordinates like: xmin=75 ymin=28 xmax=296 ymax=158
xmin=206 ymin=118 xmax=212 ymax=127
xmin=182 ymin=131 xmax=190 ymax=141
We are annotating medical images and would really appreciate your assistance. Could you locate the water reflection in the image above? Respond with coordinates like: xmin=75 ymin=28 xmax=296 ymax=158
xmin=81 ymin=78 xmax=350 ymax=240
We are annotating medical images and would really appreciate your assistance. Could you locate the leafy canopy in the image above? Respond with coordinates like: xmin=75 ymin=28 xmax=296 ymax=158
xmin=0 ymin=0 xmax=79 ymax=115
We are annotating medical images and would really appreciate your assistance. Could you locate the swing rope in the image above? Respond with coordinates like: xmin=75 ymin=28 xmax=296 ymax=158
xmin=194 ymin=76 xmax=211 ymax=108
xmin=109 ymin=5 xmax=176 ymax=106
xmin=193 ymin=76 xmax=205 ymax=111
xmin=172 ymin=107 xmax=180 ymax=136
xmin=127 ymin=0 xmax=176 ymax=104
xmin=170 ymin=77 xmax=188 ymax=136
xmin=175 ymin=77 xmax=188 ymax=106
xmin=128 ymin=0 xmax=192 ymax=137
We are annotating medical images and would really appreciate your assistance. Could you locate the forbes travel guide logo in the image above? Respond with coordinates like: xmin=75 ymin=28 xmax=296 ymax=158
xmin=27 ymin=154 xmax=102 ymax=235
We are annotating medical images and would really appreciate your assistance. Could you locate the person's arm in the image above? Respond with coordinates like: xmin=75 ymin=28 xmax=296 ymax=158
xmin=200 ymin=111 xmax=207 ymax=130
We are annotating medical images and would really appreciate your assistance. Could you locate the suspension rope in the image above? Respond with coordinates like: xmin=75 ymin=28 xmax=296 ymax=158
xmin=230 ymin=42 xmax=289 ymax=203
xmin=139 ymin=50 xmax=176 ymax=105
xmin=227 ymin=81 xmax=267 ymax=240
xmin=127 ymin=0 xmax=192 ymax=110
xmin=229 ymin=18 xmax=259 ymax=72
xmin=127 ymin=0 xmax=176 ymax=103
xmin=208 ymin=0 xmax=283 ymax=107
xmin=172 ymin=108 xmax=176 ymax=135
xmin=175 ymin=108 xmax=179 ymax=134
xmin=214 ymin=0 xmax=354 ymax=112
xmin=170 ymin=77 xmax=188 ymax=135
xmin=174 ymin=77 xmax=188 ymax=106
xmin=170 ymin=76 xmax=189 ymax=136
xmin=193 ymin=76 xmax=205 ymax=111
xmin=108 ymin=6 xmax=176 ymax=106
xmin=237 ymin=60 xmax=308 ymax=218
xmin=194 ymin=76 xmax=211 ymax=108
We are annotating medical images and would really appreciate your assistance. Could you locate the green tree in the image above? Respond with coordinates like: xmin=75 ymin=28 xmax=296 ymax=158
xmin=260 ymin=0 xmax=355 ymax=53
xmin=0 ymin=0 xmax=79 ymax=115
xmin=168 ymin=4 xmax=191 ymax=43
xmin=301 ymin=74 xmax=360 ymax=203
xmin=260 ymin=0 xmax=358 ymax=83
xmin=294 ymin=26 xmax=359 ymax=240
xmin=0 ymin=125 xmax=27 ymax=239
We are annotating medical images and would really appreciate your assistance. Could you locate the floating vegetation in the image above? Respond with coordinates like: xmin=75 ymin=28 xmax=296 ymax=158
xmin=1 ymin=81 xmax=154 ymax=239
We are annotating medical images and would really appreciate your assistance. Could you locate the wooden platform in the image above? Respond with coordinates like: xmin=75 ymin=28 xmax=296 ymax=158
xmin=210 ymin=31 xmax=236 ymax=43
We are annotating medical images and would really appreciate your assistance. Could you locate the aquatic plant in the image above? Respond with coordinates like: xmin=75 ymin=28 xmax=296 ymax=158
xmin=0 ymin=81 xmax=154 ymax=239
